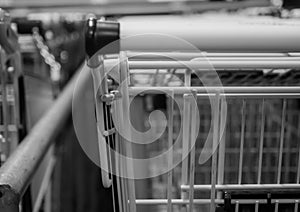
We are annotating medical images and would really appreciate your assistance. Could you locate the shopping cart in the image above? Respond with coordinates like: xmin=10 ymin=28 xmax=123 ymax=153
xmin=85 ymin=16 xmax=300 ymax=212
xmin=0 ymin=10 xmax=22 ymax=165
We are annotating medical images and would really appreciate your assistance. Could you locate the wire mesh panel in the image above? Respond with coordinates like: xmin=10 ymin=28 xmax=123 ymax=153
xmin=87 ymin=49 xmax=300 ymax=212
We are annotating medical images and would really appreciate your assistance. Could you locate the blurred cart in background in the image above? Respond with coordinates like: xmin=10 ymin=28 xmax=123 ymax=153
xmin=0 ymin=9 xmax=22 ymax=166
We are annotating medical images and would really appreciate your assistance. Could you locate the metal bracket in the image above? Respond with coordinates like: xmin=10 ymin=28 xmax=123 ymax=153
xmin=101 ymin=90 xmax=122 ymax=104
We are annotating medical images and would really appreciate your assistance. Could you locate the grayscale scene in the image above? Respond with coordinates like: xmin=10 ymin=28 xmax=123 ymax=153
xmin=0 ymin=0 xmax=300 ymax=211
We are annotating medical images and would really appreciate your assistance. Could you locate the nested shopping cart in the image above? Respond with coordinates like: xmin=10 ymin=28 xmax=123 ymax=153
xmin=85 ymin=16 xmax=300 ymax=212
xmin=0 ymin=10 xmax=23 ymax=165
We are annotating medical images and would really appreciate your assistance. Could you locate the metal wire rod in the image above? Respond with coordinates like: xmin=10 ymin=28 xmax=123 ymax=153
xmin=210 ymin=92 xmax=220 ymax=212
xmin=297 ymin=116 xmax=300 ymax=184
xmin=295 ymin=200 xmax=299 ymax=212
xmin=127 ymin=52 xmax=300 ymax=61
xmin=235 ymin=201 xmax=239 ymax=212
xmin=275 ymin=200 xmax=279 ymax=212
xmin=277 ymin=99 xmax=287 ymax=184
xmin=255 ymin=201 xmax=259 ymax=212
xmin=181 ymin=95 xmax=191 ymax=208
xmin=167 ymin=91 xmax=174 ymax=212
xmin=238 ymin=100 xmax=246 ymax=184
xmin=135 ymin=199 xmax=300 ymax=205
xmin=129 ymin=86 xmax=300 ymax=96
xmin=188 ymin=93 xmax=197 ymax=212
xmin=217 ymin=97 xmax=226 ymax=189
xmin=257 ymin=99 xmax=266 ymax=184
xmin=131 ymin=92 xmax=300 ymax=99
xmin=119 ymin=53 xmax=136 ymax=212
xmin=181 ymin=184 xmax=300 ymax=191
xmin=128 ymin=60 xmax=300 ymax=70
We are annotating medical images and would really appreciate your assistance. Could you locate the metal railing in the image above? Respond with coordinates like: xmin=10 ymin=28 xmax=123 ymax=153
xmin=0 ymin=66 xmax=85 ymax=212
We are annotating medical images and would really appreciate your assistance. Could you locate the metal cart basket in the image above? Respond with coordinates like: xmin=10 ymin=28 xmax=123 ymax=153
xmin=85 ymin=16 xmax=300 ymax=212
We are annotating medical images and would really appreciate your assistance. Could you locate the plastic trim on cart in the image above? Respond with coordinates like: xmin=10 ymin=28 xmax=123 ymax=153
xmin=85 ymin=17 xmax=120 ymax=58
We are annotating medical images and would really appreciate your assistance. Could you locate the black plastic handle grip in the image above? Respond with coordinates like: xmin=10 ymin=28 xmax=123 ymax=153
xmin=85 ymin=17 xmax=120 ymax=58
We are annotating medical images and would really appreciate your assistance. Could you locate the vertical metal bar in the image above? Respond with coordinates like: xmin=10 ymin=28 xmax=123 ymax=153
xmin=120 ymin=52 xmax=136 ymax=212
xmin=184 ymin=70 xmax=191 ymax=87
xmin=111 ymin=58 xmax=125 ymax=212
xmin=294 ymin=200 xmax=299 ymax=212
xmin=115 ymin=134 xmax=124 ymax=212
xmin=167 ymin=90 xmax=174 ymax=212
xmin=235 ymin=201 xmax=239 ymax=212
xmin=116 ymin=110 xmax=129 ymax=212
xmin=284 ymin=106 xmax=291 ymax=183
xmin=296 ymin=115 xmax=300 ymax=184
xmin=258 ymin=99 xmax=265 ymax=184
xmin=255 ymin=201 xmax=259 ymax=212
xmin=188 ymin=93 xmax=197 ymax=212
xmin=115 ymin=100 xmax=129 ymax=212
xmin=238 ymin=100 xmax=246 ymax=184
xmin=44 ymin=180 xmax=52 ymax=212
xmin=245 ymin=100 xmax=255 ymax=184
xmin=106 ymin=108 xmax=117 ymax=212
xmin=277 ymin=99 xmax=287 ymax=184
xmin=151 ymin=69 xmax=159 ymax=86
xmin=210 ymin=92 xmax=220 ymax=212
xmin=217 ymin=97 xmax=226 ymax=199
xmin=181 ymin=94 xmax=191 ymax=212
xmin=275 ymin=200 xmax=279 ymax=212
xmin=181 ymin=69 xmax=191 ymax=212
xmin=121 ymin=154 xmax=130 ymax=212
xmin=113 ymin=99 xmax=126 ymax=212
xmin=104 ymin=105 xmax=112 ymax=180
xmin=120 ymin=144 xmax=128 ymax=212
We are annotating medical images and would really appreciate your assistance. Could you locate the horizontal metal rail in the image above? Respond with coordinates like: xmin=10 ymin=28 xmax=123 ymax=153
xmin=106 ymin=53 xmax=300 ymax=60
xmin=2 ymin=0 xmax=270 ymax=16
xmin=127 ymin=52 xmax=300 ymax=61
xmin=104 ymin=59 xmax=300 ymax=75
xmin=128 ymin=60 xmax=300 ymax=70
xmin=129 ymin=86 xmax=300 ymax=96
xmin=135 ymin=199 xmax=300 ymax=205
xmin=120 ymin=18 xmax=300 ymax=53
xmin=0 ymin=65 xmax=85 ymax=212
xmin=181 ymin=184 xmax=300 ymax=192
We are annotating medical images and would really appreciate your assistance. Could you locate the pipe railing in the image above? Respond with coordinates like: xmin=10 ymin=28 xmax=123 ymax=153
xmin=0 ymin=65 xmax=86 ymax=212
